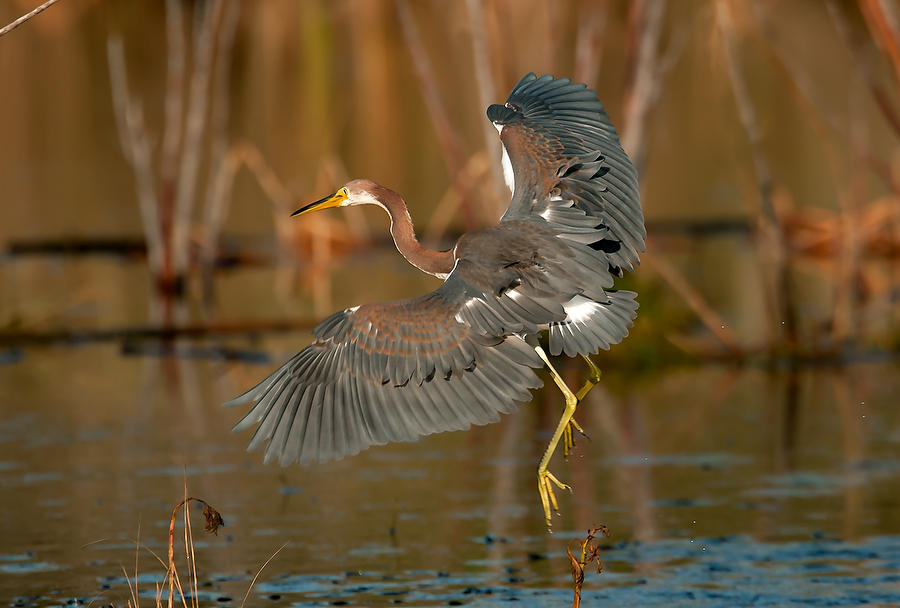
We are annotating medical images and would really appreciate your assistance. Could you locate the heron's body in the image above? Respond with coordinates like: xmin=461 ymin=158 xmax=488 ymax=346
xmin=226 ymin=73 xmax=646 ymax=528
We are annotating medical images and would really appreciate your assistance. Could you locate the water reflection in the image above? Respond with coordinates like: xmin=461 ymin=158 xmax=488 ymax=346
xmin=0 ymin=337 xmax=897 ymax=604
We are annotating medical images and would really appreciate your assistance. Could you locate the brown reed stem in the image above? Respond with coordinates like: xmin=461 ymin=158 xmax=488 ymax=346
xmin=395 ymin=0 xmax=477 ymax=230
xmin=835 ymin=86 xmax=868 ymax=343
xmin=205 ymin=0 xmax=239 ymax=210
xmin=574 ymin=0 xmax=609 ymax=85
xmin=156 ymin=0 xmax=186 ymax=296
xmin=833 ymin=0 xmax=900 ymax=260
xmin=201 ymin=141 xmax=294 ymax=279
xmin=465 ymin=0 xmax=507 ymax=216
xmin=643 ymin=250 xmax=743 ymax=355
xmin=716 ymin=0 xmax=797 ymax=351
xmin=166 ymin=497 xmax=223 ymax=608
xmin=424 ymin=152 xmax=490 ymax=244
xmin=107 ymin=35 xmax=165 ymax=276
xmin=568 ymin=526 xmax=609 ymax=608
xmin=621 ymin=0 xmax=666 ymax=173
xmin=751 ymin=3 xmax=877 ymax=345
xmin=859 ymin=0 xmax=900 ymax=88
xmin=0 ymin=0 xmax=63 ymax=38
xmin=172 ymin=0 xmax=222 ymax=278
xmin=199 ymin=1 xmax=240 ymax=297
xmin=754 ymin=2 xmax=900 ymax=196
xmin=830 ymin=0 xmax=900 ymax=138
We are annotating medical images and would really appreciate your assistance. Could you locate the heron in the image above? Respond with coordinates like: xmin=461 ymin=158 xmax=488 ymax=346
xmin=226 ymin=73 xmax=645 ymax=528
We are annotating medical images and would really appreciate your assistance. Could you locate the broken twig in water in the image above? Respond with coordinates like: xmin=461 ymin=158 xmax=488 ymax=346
xmin=568 ymin=526 xmax=610 ymax=608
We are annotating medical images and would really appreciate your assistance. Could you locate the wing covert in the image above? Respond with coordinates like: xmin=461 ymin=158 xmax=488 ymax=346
xmin=225 ymin=271 xmax=546 ymax=466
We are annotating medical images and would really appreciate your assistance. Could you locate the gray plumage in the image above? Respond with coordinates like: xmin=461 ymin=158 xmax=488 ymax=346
xmin=226 ymin=73 xmax=646 ymax=466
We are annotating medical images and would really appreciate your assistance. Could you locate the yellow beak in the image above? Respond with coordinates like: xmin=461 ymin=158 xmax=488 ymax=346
xmin=291 ymin=188 xmax=348 ymax=217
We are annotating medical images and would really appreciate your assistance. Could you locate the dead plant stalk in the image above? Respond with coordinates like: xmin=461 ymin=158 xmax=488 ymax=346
xmin=166 ymin=497 xmax=224 ymax=608
xmin=0 ymin=0 xmax=63 ymax=38
xmin=395 ymin=0 xmax=478 ymax=230
xmin=568 ymin=526 xmax=609 ymax=608
xmin=715 ymin=1 xmax=797 ymax=350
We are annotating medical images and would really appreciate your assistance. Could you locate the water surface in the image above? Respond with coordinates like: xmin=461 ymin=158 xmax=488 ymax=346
xmin=1 ymin=334 xmax=897 ymax=606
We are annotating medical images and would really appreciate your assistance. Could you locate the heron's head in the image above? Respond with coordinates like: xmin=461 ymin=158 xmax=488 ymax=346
xmin=291 ymin=179 xmax=383 ymax=217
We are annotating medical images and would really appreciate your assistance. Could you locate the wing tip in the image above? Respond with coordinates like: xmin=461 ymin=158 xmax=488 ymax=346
xmin=223 ymin=391 xmax=256 ymax=408
xmin=511 ymin=73 xmax=593 ymax=100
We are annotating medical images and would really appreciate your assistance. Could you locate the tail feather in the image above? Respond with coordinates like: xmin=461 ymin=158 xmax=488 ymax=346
xmin=548 ymin=291 xmax=638 ymax=357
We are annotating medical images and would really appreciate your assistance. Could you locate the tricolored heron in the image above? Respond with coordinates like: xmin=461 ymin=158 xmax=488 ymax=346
xmin=226 ymin=73 xmax=645 ymax=528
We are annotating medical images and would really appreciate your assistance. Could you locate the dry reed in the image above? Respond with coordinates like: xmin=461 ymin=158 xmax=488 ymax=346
xmin=0 ymin=0 xmax=62 ymax=38
xmin=90 ymin=1 xmax=900 ymax=357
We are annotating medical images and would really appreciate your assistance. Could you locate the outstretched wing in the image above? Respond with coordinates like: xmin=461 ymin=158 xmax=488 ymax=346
xmin=225 ymin=217 xmax=631 ymax=466
xmin=487 ymin=73 xmax=646 ymax=275
xmin=225 ymin=245 xmax=559 ymax=466
xmin=227 ymin=74 xmax=645 ymax=466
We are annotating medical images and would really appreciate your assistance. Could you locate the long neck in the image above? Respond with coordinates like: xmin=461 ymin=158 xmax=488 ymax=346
xmin=373 ymin=186 xmax=455 ymax=277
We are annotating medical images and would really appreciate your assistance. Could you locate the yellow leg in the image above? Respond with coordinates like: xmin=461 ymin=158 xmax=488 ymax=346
xmin=534 ymin=345 xmax=579 ymax=530
xmin=562 ymin=355 xmax=603 ymax=457
xmin=577 ymin=354 xmax=603 ymax=399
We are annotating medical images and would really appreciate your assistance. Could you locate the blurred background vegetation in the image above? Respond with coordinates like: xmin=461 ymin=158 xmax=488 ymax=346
xmin=2 ymin=3 xmax=900 ymax=602
xmin=1 ymin=0 xmax=899 ymax=364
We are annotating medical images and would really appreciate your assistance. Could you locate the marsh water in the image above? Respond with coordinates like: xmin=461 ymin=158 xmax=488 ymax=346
xmin=1 ymin=250 xmax=899 ymax=607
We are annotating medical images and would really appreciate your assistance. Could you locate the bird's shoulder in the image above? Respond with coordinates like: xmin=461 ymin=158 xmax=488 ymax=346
xmin=454 ymin=220 xmax=567 ymax=268
xmin=448 ymin=220 xmax=585 ymax=305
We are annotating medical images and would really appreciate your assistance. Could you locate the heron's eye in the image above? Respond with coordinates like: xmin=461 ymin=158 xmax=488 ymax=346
xmin=340 ymin=187 xmax=349 ymax=197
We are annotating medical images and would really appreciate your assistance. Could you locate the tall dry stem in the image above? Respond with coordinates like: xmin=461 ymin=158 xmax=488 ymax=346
xmin=754 ymin=2 xmax=900 ymax=195
xmin=165 ymin=496 xmax=223 ymax=608
xmin=574 ymin=0 xmax=609 ymax=85
xmin=0 ymin=0 xmax=62 ymax=38
xmin=715 ymin=0 xmax=797 ymax=351
xmin=829 ymin=0 xmax=900 ymax=137
xmin=833 ymin=86 xmax=868 ymax=343
xmin=859 ymin=0 xmax=900 ymax=87
xmin=199 ymin=0 xmax=240 ymax=293
xmin=465 ymin=0 xmax=507 ymax=216
xmin=154 ymin=0 xmax=186 ymax=294
xmin=107 ymin=35 xmax=164 ymax=275
xmin=621 ymin=0 xmax=666 ymax=173
xmin=643 ymin=250 xmax=742 ymax=354
xmin=160 ymin=0 xmax=185 ymax=216
xmin=424 ymin=152 xmax=490 ymax=244
xmin=172 ymin=0 xmax=221 ymax=278
xmin=395 ymin=0 xmax=477 ymax=230
xmin=568 ymin=526 xmax=609 ymax=608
